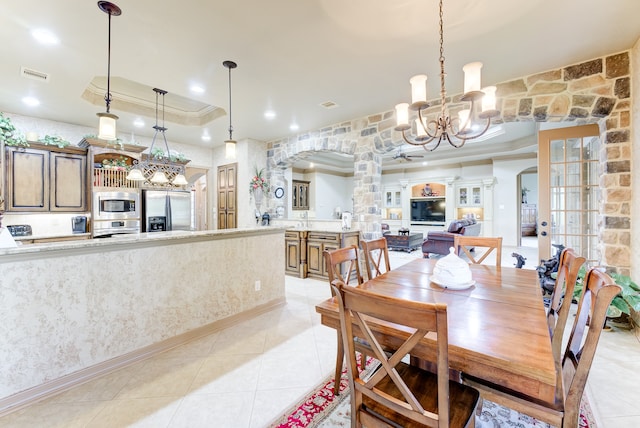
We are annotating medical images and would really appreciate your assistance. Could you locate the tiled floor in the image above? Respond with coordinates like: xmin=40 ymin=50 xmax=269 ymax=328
xmin=1 ymin=242 xmax=638 ymax=427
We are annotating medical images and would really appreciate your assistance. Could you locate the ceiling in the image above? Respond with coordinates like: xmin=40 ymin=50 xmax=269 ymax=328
xmin=1 ymin=0 xmax=638 ymax=165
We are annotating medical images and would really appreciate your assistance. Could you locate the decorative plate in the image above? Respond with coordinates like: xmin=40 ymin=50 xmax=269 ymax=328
xmin=274 ymin=187 xmax=285 ymax=199
xmin=430 ymin=276 xmax=476 ymax=290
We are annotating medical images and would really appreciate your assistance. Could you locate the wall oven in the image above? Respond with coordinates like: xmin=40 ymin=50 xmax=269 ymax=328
xmin=92 ymin=190 xmax=141 ymax=237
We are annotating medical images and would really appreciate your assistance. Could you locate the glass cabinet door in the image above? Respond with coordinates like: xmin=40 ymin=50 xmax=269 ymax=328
xmin=458 ymin=187 xmax=468 ymax=205
xmin=472 ymin=186 xmax=481 ymax=205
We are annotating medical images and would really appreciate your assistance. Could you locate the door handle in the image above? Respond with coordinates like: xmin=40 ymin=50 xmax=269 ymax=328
xmin=541 ymin=221 xmax=548 ymax=227
xmin=540 ymin=231 xmax=547 ymax=236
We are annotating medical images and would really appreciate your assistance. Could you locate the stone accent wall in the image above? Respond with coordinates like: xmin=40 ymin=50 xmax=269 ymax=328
xmin=267 ymin=51 xmax=632 ymax=271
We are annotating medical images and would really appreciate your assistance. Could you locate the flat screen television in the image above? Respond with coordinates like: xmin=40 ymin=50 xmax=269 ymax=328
xmin=410 ymin=198 xmax=446 ymax=223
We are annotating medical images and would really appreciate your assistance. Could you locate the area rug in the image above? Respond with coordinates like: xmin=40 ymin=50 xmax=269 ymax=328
xmin=269 ymin=364 xmax=597 ymax=428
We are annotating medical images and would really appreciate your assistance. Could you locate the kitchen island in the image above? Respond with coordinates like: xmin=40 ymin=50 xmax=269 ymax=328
xmin=0 ymin=227 xmax=285 ymax=414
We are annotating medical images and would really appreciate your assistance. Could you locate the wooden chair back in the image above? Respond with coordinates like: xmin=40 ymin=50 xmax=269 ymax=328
xmin=361 ymin=237 xmax=391 ymax=280
xmin=332 ymin=283 xmax=480 ymax=428
xmin=463 ymin=267 xmax=620 ymax=428
xmin=547 ymin=248 xmax=586 ymax=366
xmin=453 ymin=235 xmax=503 ymax=266
xmin=323 ymin=245 xmax=363 ymax=291
xmin=559 ymin=268 xmax=621 ymax=425
xmin=323 ymin=246 xmax=366 ymax=395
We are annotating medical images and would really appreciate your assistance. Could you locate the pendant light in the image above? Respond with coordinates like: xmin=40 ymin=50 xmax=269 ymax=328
xmin=126 ymin=88 xmax=188 ymax=187
xmin=224 ymin=60 xmax=237 ymax=159
xmin=96 ymin=1 xmax=121 ymax=141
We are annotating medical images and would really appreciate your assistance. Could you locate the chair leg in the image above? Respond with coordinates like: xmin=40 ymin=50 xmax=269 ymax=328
xmin=334 ymin=331 xmax=344 ymax=395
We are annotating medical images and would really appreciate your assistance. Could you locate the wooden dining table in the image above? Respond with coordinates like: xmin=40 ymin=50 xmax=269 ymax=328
xmin=315 ymin=257 xmax=557 ymax=403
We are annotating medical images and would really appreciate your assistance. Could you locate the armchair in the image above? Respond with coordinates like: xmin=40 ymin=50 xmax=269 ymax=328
xmin=422 ymin=218 xmax=481 ymax=258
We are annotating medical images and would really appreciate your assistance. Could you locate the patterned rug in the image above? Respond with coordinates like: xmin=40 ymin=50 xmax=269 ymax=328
xmin=268 ymin=363 xmax=597 ymax=428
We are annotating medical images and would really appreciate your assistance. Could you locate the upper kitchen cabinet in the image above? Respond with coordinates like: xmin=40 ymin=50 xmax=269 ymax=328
xmin=292 ymin=180 xmax=310 ymax=210
xmin=5 ymin=143 xmax=88 ymax=212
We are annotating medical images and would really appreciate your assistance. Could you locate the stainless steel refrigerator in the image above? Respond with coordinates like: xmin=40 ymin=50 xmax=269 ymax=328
xmin=142 ymin=190 xmax=192 ymax=232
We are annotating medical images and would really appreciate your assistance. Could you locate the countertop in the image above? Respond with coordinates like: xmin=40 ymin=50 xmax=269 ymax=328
xmin=0 ymin=227 xmax=285 ymax=259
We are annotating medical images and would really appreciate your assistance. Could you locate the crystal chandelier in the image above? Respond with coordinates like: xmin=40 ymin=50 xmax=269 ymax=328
xmin=394 ymin=0 xmax=499 ymax=151
xmin=126 ymin=88 xmax=188 ymax=186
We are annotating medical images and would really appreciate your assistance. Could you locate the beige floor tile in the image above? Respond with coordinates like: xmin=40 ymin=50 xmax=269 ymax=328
xmin=188 ymin=353 xmax=262 ymax=395
xmin=0 ymin=401 xmax=107 ymax=428
xmin=87 ymin=396 xmax=182 ymax=428
xmin=249 ymin=386 xmax=310 ymax=428
xmin=115 ymin=357 xmax=205 ymax=399
xmin=167 ymin=392 xmax=254 ymax=428
xmin=257 ymin=348 xmax=322 ymax=391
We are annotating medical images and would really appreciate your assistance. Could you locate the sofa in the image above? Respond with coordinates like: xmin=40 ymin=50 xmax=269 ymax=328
xmin=422 ymin=218 xmax=482 ymax=258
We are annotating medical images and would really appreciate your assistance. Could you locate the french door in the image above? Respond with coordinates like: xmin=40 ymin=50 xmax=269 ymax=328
xmin=538 ymin=124 xmax=600 ymax=263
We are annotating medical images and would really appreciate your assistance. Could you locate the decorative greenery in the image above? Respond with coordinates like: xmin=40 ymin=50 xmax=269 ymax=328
xmin=250 ymin=167 xmax=270 ymax=194
xmin=102 ymin=156 xmax=129 ymax=169
xmin=0 ymin=112 xmax=28 ymax=147
xmin=573 ymin=266 xmax=640 ymax=319
xmin=40 ymin=135 xmax=70 ymax=148
xmin=151 ymin=147 xmax=187 ymax=162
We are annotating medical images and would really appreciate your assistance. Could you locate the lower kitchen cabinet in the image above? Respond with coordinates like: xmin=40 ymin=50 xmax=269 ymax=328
xmin=306 ymin=230 xmax=360 ymax=280
xmin=285 ymin=230 xmax=308 ymax=278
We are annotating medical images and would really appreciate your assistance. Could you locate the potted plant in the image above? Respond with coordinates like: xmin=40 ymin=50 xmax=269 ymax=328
xmin=573 ymin=266 xmax=640 ymax=326
xmin=40 ymin=135 xmax=70 ymax=148
xmin=0 ymin=112 xmax=28 ymax=147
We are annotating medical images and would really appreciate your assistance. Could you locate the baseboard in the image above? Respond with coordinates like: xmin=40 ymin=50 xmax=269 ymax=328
xmin=0 ymin=297 xmax=285 ymax=417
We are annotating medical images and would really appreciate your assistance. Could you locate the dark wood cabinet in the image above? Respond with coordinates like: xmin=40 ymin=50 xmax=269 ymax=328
xmin=5 ymin=143 xmax=87 ymax=212
xmin=292 ymin=180 xmax=310 ymax=210
xmin=306 ymin=230 xmax=360 ymax=279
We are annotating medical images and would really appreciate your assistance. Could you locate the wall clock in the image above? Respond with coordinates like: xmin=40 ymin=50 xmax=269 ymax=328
xmin=274 ymin=187 xmax=285 ymax=199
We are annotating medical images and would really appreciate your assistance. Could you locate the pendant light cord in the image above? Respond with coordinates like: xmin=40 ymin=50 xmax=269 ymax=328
xmin=105 ymin=11 xmax=112 ymax=112
xmin=227 ymin=65 xmax=233 ymax=140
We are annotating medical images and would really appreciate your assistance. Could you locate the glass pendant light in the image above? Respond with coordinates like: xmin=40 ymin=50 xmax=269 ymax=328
xmin=223 ymin=60 xmax=237 ymax=159
xmin=96 ymin=1 xmax=121 ymax=141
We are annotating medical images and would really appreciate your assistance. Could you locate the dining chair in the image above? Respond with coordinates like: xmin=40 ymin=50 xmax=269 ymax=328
xmin=360 ymin=237 xmax=391 ymax=280
xmin=547 ymin=248 xmax=586 ymax=367
xmin=323 ymin=246 xmax=368 ymax=395
xmin=331 ymin=282 xmax=481 ymax=428
xmin=453 ymin=235 xmax=503 ymax=266
xmin=463 ymin=267 xmax=621 ymax=428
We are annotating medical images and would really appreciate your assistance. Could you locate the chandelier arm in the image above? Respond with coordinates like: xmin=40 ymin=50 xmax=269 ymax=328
xmin=402 ymin=130 xmax=435 ymax=146
xmin=422 ymin=135 xmax=443 ymax=152
xmin=443 ymin=132 xmax=466 ymax=149
xmin=451 ymin=116 xmax=493 ymax=141
xmin=417 ymin=108 xmax=439 ymax=139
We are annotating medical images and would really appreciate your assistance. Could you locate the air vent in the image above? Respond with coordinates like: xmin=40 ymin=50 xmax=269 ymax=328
xmin=319 ymin=101 xmax=339 ymax=109
xmin=20 ymin=66 xmax=50 ymax=83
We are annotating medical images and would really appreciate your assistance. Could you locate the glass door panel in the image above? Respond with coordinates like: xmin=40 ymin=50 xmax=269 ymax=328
xmin=538 ymin=124 xmax=600 ymax=263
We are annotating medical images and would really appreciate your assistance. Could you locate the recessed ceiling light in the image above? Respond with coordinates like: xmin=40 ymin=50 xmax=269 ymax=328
xmin=133 ymin=118 xmax=145 ymax=128
xmin=201 ymin=132 xmax=211 ymax=141
xmin=264 ymin=110 xmax=276 ymax=120
xmin=31 ymin=29 xmax=59 ymax=45
xmin=289 ymin=123 xmax=299 ymax=131
xmin=422 ymin=161 xmax=428 ymax=166
xmin=22 ymin=96 xmax=40 ymax=107
xmin=190 ymin=84 xmax=205 ymax=94
xmin=309 ymin=162 xmax=314 ymax=168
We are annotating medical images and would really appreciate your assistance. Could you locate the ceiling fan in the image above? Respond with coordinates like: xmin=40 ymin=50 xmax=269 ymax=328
xmin=392 ymin=149 xmax=424 ymax=161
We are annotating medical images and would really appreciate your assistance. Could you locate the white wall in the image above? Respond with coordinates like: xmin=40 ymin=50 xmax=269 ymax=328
xmin=312 ymin=172 xmax=353 ymax=219
xmin=521 ymin=172 xmax=538 ymax=205
xmin=493 ymin=157 xmax=538 ymax=246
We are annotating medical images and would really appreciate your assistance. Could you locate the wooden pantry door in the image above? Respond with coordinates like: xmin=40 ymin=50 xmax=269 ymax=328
xmin=217 ymin=163 xmax=237 ymax=229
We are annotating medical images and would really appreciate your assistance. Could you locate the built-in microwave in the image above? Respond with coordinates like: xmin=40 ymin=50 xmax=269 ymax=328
xmin=92 ymin=190 xmax=141 ymax=237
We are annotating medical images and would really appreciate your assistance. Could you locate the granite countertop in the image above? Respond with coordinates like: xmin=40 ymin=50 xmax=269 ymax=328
xmin=0 ymin=227 xmax=285 ymax=258
xmin=14 ymin=233 xmax=91 ymax=241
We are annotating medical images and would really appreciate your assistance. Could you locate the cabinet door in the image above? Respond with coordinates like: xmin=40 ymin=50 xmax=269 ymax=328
xmin=321 ymin=242 xmax=339 ymax=276
xmin=471 ymin=186 xmax=482 ymax=205
xmin=457 ymin=187 xmax=468 ymax=206
xmin=285 ymin=238 xmax=301 ymax=275
xmin=6 ymin=147 xmax=49 ymax=211
xmin=306 ymin=240 xmax=324 ymax=276
xmin=50 ymin=152 xmax=87 ymax=211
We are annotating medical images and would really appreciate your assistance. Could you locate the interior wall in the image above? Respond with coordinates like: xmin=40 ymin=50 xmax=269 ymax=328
xmin=632 ymin=38 xmax=640 ymax=283
xmin=493 ymin=157 xmax=538 ymax=246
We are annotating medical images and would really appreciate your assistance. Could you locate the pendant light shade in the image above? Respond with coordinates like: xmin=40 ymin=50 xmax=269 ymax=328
xmin=96 ymin=1 xmax=121 ymax=141
xmin=223 ymin=60 xmax=237 ymax=159
xmin=172 ymin=174 xmax=189 ymax=186
xmin=150 ymin=170 xmax=169 ymax=184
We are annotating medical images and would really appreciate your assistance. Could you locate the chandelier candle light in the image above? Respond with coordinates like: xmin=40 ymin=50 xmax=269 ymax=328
xmin=394 ymin=0 xmax=499 ymax=151
xmin=96 ymin=1 xmax=121 ymax=141
xmin=126 ymin=88 xmax=188 ymax=186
